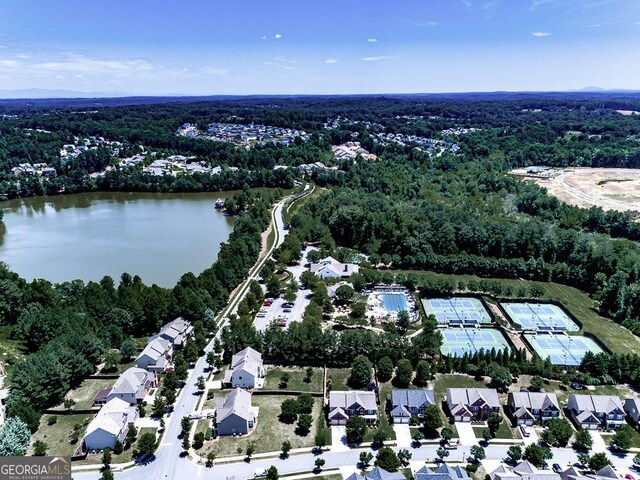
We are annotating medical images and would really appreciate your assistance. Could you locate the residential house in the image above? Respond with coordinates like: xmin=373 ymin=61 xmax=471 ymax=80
xmin=310 ymin=256 xmax=359 ymax=279
xmin=446 ymin=388 xmax=500 ymax=421
xmin=345 ymin=467 xmax=406 ymax=480
xmin=490 ymin=461 xmax=560 ymax=480
xmin=215 ymin=388 xmax=257 ymax=436
xmin=156 ymin=317 xmax=193 ymax=347
xmin=390 ymin=389 xmax=435 ymax=424
xmin=83 ymin=398 xmax=139 ymax=451
xmin=223 ymin=347 xmax=264 ymax=389
xmin=561 ymin=465 xmax=620 ymax=480
xmin=93 ymin=368 xmax=156 ymax=407
xmin=328 ymin=391 xmax=377 ymax=425
xmin=567 ymin=394 xmax=625 ymax=430
xmin=624 ymin=398 xmax=640 ymax=424
xmin=135 ymin=337 xmax=172 ymax=373
xmin=507 ymin=391 xmax=560 ymax=426
xmin=415 ymin=464 xmax=470 ymax=480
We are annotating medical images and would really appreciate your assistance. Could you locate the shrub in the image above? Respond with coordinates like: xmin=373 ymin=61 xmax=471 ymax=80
xmin=47 ymin=416 xmax=58 ymax=426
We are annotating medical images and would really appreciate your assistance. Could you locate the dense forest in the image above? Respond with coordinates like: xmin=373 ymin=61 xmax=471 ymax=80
xmin=2 ymin=93 xmax=640 ymax=438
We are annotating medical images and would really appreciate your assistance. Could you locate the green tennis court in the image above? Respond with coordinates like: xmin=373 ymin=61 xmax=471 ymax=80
xmin=423 ymin=297 xmax=492 ymax=325
xmin=440 ymin=328 xmax=510 ymax=357
xmin=524 ymin=333 xmax=603 ymax=366
xmin=501 ymin=301 xmax=579 ymax=332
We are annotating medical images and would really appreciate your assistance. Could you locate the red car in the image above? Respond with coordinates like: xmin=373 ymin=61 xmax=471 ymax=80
xmin=279 ymin=320 xmax=287 ymax=327
xmin=625 ymin=474 xmax=634 ymax=480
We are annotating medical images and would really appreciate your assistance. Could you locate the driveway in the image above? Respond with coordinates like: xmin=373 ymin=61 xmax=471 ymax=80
xmin=393 ymin=424 xmax=412 ymax=447
xmin=589 ymin=430 xmax=608 ymax=453
xmin=331 ymin=426 xmax=350 ymax=452
xmin=456 ymin=422 xmax=478 ymax=446
xmin=522 ymin=426 xmax=539 ymax=446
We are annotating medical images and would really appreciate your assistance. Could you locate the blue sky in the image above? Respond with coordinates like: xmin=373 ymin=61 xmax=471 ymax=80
xmin=0 ymin=0 xmax=639 ymax=95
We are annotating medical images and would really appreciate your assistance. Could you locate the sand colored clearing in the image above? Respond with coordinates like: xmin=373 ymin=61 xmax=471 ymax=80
xmin=532 ymin=168 xmax=640 ymax=212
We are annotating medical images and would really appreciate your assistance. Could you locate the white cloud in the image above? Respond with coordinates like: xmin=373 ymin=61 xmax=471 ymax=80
xmin=367 ymin=38 xmax=377 ymax=43
xmin=262 ymin=35 xmax=267 ymax=40
xmin=361 ymin=56 xmax=392 ymax=62
xmin=36 ymin=54 xmax=154 ymax=75
xmin=530 ymin=0 xmax=558 ymax=9
xmin=413 ymin=21 xmax=438 ymax=27
xmin=203 ymin=67 xmax=229 ymax=76
xmin=274 ymin=34 xmax=282 ymax=39
xmin=0 ymin=60 xmax=17 ymax=68
xmin=531 ymin=31 xmax=552 ymax=37
xmin=325 ymin=58 xmax=338 ymax=64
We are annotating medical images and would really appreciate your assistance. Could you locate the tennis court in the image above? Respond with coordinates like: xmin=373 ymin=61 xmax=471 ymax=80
xmin=524 ymin=333 xmax=603 ymax=366
xmin=501 ymin=302 xmax=579 ymax=332
xmin=440 ymin=328 xmax=510 ymax=357
xmin=422 ymin=297 xmax=492 ymax=325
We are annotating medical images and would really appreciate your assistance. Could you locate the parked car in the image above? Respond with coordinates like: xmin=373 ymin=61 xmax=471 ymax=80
xmin=571 ymin=382 xmax=584 ymax=390
xmin=445 ymin=439 xmax=459 ymax=449
xmin=625 ymin=474 xmax=635 ymax=480
xmin=520 ymin=425 xmax=530 ymax=437
xmin=279 ymin=320 xmax=287 ymax=327
xmin=283 ymin=308 xmax=292 ymax=313
xmin=553 ymin=464 xmax=563 ymax=474
xmin=282 ymin=303 xmax=293 ymax=308
xmin=255 ymin=468 xmax=266 ymax=477
xmin=189 ymin=413 xmax=203 ymax=420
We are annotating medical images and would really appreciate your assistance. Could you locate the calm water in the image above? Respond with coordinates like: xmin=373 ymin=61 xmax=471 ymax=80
xmin=0 ymin=192 xmax=237 ymax=287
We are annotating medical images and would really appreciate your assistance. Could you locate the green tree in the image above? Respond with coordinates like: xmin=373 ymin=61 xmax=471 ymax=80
xmin=470 ymin=444 xmax=486 ymax=462
xmin=181 ymin=435 xmax=190 ymax=453
xmin=0 ymin=417 xmax=31 ymax=456
xmin=102 ymin=448 xmax=112 ymax=468
xmin=542 ymin=418 xmax=574 ymax=447
xmin=103 ymin=350 xmax=122 ymax=372
xmin=372 ymin=429 xmax=387 ymax=448
xmin=396 ymin=310 xmax=411 ymax=334
xmin=413 ymin=430 xmax=425 ymax=442
xmin=246 ymin=442 xmax=256 ymax=461
xmin=398 ymin=448 xmax=412 ymax=466
xmin=482 ymin=429 xmax=492 ymax=443
xmin=441 ymin=427 xmax=454 ymax=442
xmin=298 ymin=393 xmax=314 ymax=414
xmin=206 ymin=350 xmax=216 ymax=369
xmin=588 ymin=452 xmax=612 ymax=471
xmin=335 ymin=285 xmax=355 ymax=305
xmin=196 ymin=376 xmax=205 ymax=391
xmin=349 ymin=355 xmax=372 ymax=388
xmin=360 ymin=451 xmax=374 ymax=468
xmin=487 ymin=362 xmax=512 ymax=389
xmin=377 ymin=356 xmax=394 ymax=383
xmin=314 ymin=430 xmax=329 ymax=450
xmin=612 ymin=425 xmax=634 ymax=451
xmin=297 ymin=413 xmax=313 ymax=436
xmin=281 ymin=440 xmax=292 ymax=458
xmin=192 ymin=432 xmax=205 ymax=450
xmin=206 ymin=451 xmax=216 ymax=468
xmin=180 ymin=416 xmax=192 ymax=435
xmin=423 ymin=404 xmax=443 ymax=435
xmin=280 ymin=398 xmax=300 ymax=423
xmin=151 ymin=396 xmax=167 ymax=418
xmin=488 ymin=413 xmax=502 ymax=437
xmin=393 ymin=358 xmax=413 ymax=387
xmin=100 ymin=470 xmax=114 ymax=480
xmin=523 ymin=443 xmax=553 ymax=468
xmin=114 ymin=439 xmax=123 ymax=455
xmin=125 ymin=424 xmax=137 ymax=445
xmin=33 ymin=439 xmax=47 ymax=456
xmin=304 ymin=367 xmax=313 ymax=383
xmin=529 ymin=376 xmax=545 ymax=392
xmin=436 ymin=447 xmax=449 ymax=461
xmin=137 ymin=432 xmax=157 ymax=456
xmin=346 ymin=416 xmax=367 ymax=444
xmin=375 ymin=446 xmax=401 ymax=472
xmin=414 ymin=360 xmax=431 ymax=386
xmin=265 ymin=466 xmax=279 ymax=480
xmin=314 ymin=458 xmax=325 ymax=471
xmin=507 ymin=445 xmax=522 ymax=462
xmin=574 ymin=428 xmax=593 ymax=450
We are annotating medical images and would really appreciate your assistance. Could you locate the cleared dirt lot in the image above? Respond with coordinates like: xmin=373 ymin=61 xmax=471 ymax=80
xmin=532 ymin=167 xmax=640 ymax=212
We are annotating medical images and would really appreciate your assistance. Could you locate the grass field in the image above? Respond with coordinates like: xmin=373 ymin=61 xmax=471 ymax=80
xmin=82 ymin=427 xmax=159 ymax=465
xmin=204 ymin=395 xmax=322 ymax=457
xmin=327 ymin=368 xmax=351 ymax=390
xmin=62 ymin=378 xmax=114 ymax=409
xmin=473 ymin=418 xmax=520 ymax=440
xmin=387 ymin=269 xmax=640 ymax=355
xmin=29 ymin=413 xmax=93 ymax=457
xmin=264 ymin=366 xmax=324 ymax=392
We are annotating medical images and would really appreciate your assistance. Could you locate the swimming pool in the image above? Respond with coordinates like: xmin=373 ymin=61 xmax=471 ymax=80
xmin=381 ymin=293 xmax=408 ymax=311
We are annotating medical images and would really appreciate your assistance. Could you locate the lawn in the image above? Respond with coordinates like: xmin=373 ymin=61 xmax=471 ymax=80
xmin=604 ymin=425 xmax=640 ymax=448
xmin=327 ymin=368 xmax=351 ymax=390
xmin=81 ymin=427 xmax=159 ymax=465
xmin=264 ymin=366 xmax=324 ymax=392
xmin=386 ymin=269 xmax=640 ymax=355
xmin=204 ymin=395 xmax=323 ymax=457
xmin=195 ymin=419 xmax=210 ymax=436
xmin=204 ymin=389 xmax=217 ymax=410
xmin=433 ymin=374 xmax=488 ymax=403
xmin=29 ymin=413 xmax=93 ymax=457
xmin=473 ymin=416 xmax=520 ymax=440
xmin=62 ymin=378 xmax=114 ymax=409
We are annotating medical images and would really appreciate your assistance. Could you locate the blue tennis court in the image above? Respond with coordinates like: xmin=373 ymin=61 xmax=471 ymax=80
xmin=525 ymin=333 xmax=603 ymax=366
xmin=422 ymin=297 xmax=492 ymax=325
xmin=440 ymin=328 xmax=510 ymax=357
xmin=381 ymin=293 xmax=408 ymax=312
xmin=501 ymin=302 xmax=579 ymax=332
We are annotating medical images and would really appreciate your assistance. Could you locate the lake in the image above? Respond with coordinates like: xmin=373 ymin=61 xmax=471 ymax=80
xmin=0 ymin=191 xmax=238 ymax=287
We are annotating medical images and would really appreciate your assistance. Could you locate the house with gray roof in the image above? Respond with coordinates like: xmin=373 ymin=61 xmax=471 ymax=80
xmin=446 ymin=388 xmax=500 ymax=421
xmin=346 ymin=467 xmax=405 ymax=480
xmin=328 ymin=391 xmax=377 ymax=425
xmin=83 ymin=398 xmax=139 ymax=451
xmin=223 ymin=347 xmax=264 ymax=389
xmin=560 ymin=465 xmax=619 ymax=480
xmin=415 ymin=464 xmax=470 ymax=480
xmin=390 ymin=389 xmax=435 ymax=424
xmin=624 ymin=398 xmax=640 ymax=425
xmin=507 ymin=391 xmax=560 ymax=426
xmin=567 ymin=394 xmax=625 ymax=430
xmin=136 ymin=337 xmax=172 ymax=373
xmin=156 ymin=317 xmax=193 ymax=347
xmin=215 ymin=388 xmax=256 ymax=436
xmin=93 ymin=367 xmax=156 ymax=407
xmin=490 ymin=461 xmax=560 ymax=480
